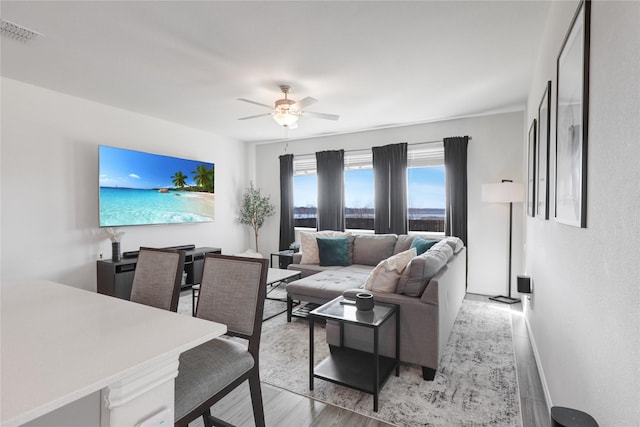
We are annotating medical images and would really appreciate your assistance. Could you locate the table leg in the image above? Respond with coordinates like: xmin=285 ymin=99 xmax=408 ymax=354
xmin=191 ymin=287 xmax=197 ymax=317
xmin=309 ymin=317 xmax=314 ymax=391
xmin=395 ymin=307 xmax=400 ymax=376
xmin=373 ymin=326 xmax=379 ymax=412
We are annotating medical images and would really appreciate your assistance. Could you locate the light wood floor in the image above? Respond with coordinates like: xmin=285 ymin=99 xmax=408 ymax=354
xmin=188 ymin=293 xmax=548 ymax=427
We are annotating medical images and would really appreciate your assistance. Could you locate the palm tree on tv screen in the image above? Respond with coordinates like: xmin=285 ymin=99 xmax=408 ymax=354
xmin=171 ymin=171 xmax=188 ymax=189
xmin=191 ymin=164 xmax=214 ymax=193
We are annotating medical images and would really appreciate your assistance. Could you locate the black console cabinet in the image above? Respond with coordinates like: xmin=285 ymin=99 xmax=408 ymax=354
xmin=97 ymin=246 xmax=222 ymax=300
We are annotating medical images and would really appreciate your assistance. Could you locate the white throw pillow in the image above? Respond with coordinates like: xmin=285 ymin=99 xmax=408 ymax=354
xmin=300 ymin=230 xmax=348 ymax=264
xmin=363 ymin=248 xmax=417 ymax=293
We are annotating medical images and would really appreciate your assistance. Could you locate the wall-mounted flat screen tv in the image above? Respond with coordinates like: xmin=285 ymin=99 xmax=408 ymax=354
xmin=99 ymin=145 xmax=215 ymax=227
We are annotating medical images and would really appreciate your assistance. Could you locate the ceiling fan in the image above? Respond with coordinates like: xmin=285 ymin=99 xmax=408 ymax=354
xmin=237 ymin=85 xmax=339 ymax=129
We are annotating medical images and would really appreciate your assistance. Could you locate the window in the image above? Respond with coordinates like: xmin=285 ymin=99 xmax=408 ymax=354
xmin=293 ymin=154 xmax=317 ymax=228
xmin=293 ymin=173 xmax=317 ymax=229
xmin=344 ymin=168 xmax=374 ymax=229
xmin=407 ymin=166 xmax=445 ymax=232
xmin=292 ymin=143 xmax=445 ymax=232
xmin=407 ymin=143 xmax=445 ymax=232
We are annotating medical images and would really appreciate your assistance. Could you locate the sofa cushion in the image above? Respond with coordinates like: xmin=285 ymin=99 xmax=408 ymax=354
xmin=410 ymin=237 xmax=438 ymax=255
xmin=300 ymin=230 xmax=353 ymax=264
xmin=397 ymin=249 xmax=449 ymax=297
xmin=393 ymin=235 xmax=416 ymax=254
xmin=353 ymin=234 xmax=397 ymax=266
xmin=317 ymin=237 xmax=350 ymax=266
xmin=443 ymin=236 xmax=465 ymax=253
xmin=430 ymin=239 xmax=454 ymax=261
xmin=363 ymin=248 xmax=416 ymax=292
xmin=286 ymin=267 xmax=371 ymax=300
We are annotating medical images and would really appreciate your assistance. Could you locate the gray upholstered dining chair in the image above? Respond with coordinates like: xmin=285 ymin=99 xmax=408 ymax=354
xmin=174 ymin=254 xmax=269 ymax=427
xmin=129 ymin=247 xmax=186 ymax=312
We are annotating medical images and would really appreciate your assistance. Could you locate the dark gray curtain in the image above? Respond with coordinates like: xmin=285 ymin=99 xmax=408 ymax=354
xmin=373 ymin=143 xmax=408 ymax=234
xmin=279 ymin=154 xmax=295 ymax=250
xmin=444 ymin=136 xmax=468 ymax=245
xmin=316 ymin=150 xmax=345 ymax=231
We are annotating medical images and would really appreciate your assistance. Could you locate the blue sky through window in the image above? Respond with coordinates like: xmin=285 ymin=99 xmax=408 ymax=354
xmin=408 ymin=166 xmax=445 ymax=209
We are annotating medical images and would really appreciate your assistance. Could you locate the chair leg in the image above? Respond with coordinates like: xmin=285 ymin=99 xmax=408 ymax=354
xmin=204 ymin=412 xmax=235 ymax=427
xmin=202 ymin=408 xmax=214 ymax=427
xmin=248 ymin=370 xmax=265 ymax=427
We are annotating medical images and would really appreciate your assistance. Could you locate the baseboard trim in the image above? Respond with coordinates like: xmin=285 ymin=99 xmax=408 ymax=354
xmin=523 ymin=310 xmax=553 ymax=410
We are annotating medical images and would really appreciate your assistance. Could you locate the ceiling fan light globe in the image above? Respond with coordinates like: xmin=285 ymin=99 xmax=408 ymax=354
xmin=273 ymin=111 xmax=298 ymax=127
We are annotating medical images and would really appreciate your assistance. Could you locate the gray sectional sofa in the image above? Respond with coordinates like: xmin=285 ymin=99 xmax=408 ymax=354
xmin=285 ymin=232 xmax=466 ymax=380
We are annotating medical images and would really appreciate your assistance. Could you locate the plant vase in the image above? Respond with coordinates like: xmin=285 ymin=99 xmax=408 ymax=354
xmin=111 ymin=241 xmax=121 ymax=262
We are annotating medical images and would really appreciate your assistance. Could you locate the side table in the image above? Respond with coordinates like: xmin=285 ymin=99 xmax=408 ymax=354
xmin=270 ymin=250 xmax=295 ymax=269
xmin=309 ymin=296 xmax=399 ymax=412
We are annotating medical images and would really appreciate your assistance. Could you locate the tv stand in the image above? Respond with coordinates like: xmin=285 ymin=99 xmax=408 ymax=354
xmin=97 ymin=246 xmax=222 ymax=300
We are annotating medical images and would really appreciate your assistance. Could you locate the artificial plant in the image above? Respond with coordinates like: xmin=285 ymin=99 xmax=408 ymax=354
xmin=237 ymin=181 xmax=276 ymax=252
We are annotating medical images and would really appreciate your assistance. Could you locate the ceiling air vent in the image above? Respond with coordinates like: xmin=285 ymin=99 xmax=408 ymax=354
xmin=0 ymin=19 xmax=43 ymax=42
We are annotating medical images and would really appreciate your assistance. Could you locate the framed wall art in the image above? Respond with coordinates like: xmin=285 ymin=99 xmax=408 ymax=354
xmin=555 ymin=0 xmax=590 ymax=228
xmin=527 ymin=118 xmax=537 ymax=217
xmin=536 ymin=81 xmax=551 ymax=220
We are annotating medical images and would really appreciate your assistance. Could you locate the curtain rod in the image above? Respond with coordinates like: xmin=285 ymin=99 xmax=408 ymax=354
xmin=290 ymin=136 xmax=471 ymax=157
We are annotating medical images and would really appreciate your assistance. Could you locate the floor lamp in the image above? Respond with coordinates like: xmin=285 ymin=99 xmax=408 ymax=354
xmin=481 ymin=180 xmax=525 ymax=304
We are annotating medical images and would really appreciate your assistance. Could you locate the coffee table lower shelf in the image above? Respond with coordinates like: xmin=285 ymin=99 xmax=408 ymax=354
xmin=313 ymin=347 xmax=397 ymax=395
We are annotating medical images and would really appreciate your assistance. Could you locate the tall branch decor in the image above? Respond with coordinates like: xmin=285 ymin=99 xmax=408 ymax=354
xmin=237 ymin=181 xmax=276 ymax=253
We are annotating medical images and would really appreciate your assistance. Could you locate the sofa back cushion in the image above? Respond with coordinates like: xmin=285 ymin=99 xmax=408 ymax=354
xmin=393 ymin=235 xmax=415 ymax=254
xmin=353 ymin=234 xmax=397 ymax=266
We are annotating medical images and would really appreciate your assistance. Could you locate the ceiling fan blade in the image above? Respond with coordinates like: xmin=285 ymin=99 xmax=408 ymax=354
xmin=302 ymin=111 xmax=340 ymax=121
xmin=237 ymin=98 xmax=274 ymax=109
xmin=293 ymin=96 xmax=318 ymax=109
xmin=238 ymin=113 xmax=272 ymax=121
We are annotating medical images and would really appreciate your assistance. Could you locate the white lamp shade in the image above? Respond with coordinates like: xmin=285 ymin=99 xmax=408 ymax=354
xmin=481 ymin=182 xmax=525 ymax=203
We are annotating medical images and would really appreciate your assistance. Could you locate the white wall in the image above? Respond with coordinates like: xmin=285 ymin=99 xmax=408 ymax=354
xmin=524 ymin=1 xmax=640 ymax=424
xmin=1 ymin=78 xmax=251 ymax=291
xmin=252 ymin=111 xmax=524 ymax=297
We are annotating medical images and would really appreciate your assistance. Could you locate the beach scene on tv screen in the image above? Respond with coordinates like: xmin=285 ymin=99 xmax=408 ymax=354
xmin=99 ymin=146 xmax=215 ymax=226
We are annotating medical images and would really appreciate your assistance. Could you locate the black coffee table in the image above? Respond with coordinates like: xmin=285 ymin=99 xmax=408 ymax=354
xmin=308 ymin=296 xmax=399 ymax=412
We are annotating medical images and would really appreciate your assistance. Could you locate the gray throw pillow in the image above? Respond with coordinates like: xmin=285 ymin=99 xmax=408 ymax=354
xmin=444 ymin=236 xmax=465 ymax=253
xmin=431 ymin=240 xmax=454 ymax=261
xmin=397 ymin=250 xmax=449 ymax=297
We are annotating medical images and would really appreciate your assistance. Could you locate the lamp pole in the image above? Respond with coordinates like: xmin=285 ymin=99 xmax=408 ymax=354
xmin=488 ymin=179 xmax=520 ymax=304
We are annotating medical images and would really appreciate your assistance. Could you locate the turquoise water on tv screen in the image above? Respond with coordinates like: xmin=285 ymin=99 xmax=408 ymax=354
xmin=99 ymin=187 xmax=214 ymax=226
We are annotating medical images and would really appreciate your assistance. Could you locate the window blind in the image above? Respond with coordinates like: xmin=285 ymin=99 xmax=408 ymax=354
xmin=407 ymin=142 xmax=444 ymax=168
xmin=293 ymin=142 xmax=444 ymax=175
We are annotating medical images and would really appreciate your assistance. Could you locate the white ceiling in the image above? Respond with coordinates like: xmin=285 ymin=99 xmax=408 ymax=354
xmin=0 ymin=1 xmax=550 ymax=144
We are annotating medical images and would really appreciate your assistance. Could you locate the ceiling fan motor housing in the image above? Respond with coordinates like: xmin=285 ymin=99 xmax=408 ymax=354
xmin=275 ymin=98 xmax=296 ymax=112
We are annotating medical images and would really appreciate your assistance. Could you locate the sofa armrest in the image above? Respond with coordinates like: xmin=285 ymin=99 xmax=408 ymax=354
xmin=292 ymin=252 xmax=302 ymax=264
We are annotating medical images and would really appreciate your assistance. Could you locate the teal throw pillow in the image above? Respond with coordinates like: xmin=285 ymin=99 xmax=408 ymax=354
xmin=316 ymin=237 xmax=351 ymax=266
xmin=410 ymin=237 xmax=438 ymax=255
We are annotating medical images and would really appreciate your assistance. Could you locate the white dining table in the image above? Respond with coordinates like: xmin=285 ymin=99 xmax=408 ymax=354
xmin=1 ymin=280 xmax=226 ymax=427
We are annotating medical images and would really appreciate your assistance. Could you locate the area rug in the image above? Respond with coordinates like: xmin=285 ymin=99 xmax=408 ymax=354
xmin=177 ymin=294 xmax=521 ymax=426
xmin=259 ymin=300 xmax=522 ymax=426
